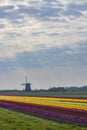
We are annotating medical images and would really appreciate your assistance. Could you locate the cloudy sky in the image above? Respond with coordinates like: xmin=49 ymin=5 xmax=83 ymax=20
xmin=0 ymin=0 xmax=87 ymax=90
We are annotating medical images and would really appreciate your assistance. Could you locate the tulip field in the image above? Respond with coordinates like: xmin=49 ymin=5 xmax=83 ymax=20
xmin=0 ymin=95 xmax=87 ymax=126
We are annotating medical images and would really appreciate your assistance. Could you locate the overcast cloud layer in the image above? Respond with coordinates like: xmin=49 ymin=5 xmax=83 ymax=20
xmin=0 ymin=0 xmax=87 ymax=90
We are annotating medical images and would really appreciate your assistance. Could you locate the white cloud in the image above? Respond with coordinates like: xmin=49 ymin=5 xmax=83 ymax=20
xmin=0 ymin=0 xmax=87 ymax=59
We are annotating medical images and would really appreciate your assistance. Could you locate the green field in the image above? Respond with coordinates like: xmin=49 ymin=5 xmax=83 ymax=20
xmin=0 ymin=107 xmax=87 ymax=130
xmin=0 ymin=90 xmax=87 ymax=97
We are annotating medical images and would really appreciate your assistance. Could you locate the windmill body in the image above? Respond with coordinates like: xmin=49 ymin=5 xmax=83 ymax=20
xmin=22 ymin=77 xmax=31 ymax=92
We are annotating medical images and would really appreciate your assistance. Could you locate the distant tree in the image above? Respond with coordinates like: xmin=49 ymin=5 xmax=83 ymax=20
xmin=48 ymin=87 xmax=65 ymax=92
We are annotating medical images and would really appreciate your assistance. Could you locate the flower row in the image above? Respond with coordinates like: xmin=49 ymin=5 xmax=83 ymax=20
xmin=0 ymin=95 xmax=87 ymax=110
xmin=0 ymin=100 xmax=87 ymax=124
xmin=0 ymin=100 xmax=87 ymax=117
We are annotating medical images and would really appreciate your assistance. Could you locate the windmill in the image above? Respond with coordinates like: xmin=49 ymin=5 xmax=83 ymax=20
xmin=21 ymin=77 xmax=31 ymax=92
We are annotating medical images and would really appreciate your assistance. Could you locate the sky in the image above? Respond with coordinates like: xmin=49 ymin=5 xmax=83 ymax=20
xmin=0 ymin=0 xmax=87 ymax=90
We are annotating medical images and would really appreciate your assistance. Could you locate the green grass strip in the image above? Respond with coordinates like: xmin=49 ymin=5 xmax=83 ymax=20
xmin=0 ymin=107 xmax=87 ymax=130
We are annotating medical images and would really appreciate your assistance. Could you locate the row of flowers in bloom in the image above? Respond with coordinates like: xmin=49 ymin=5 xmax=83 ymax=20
xmin=0 ymin=96 xmax=87 ymax=110
xmin=0 ymin=100 xmax=87 ymax=117
xmin=0 ymin=99 xmax=87 ymax=124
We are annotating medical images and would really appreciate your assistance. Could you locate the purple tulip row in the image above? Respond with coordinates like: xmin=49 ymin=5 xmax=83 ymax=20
xmin=0 ymin=100 xmax=87 ymax=124
xmin=0 ymin=100 xmax=87 ymax=118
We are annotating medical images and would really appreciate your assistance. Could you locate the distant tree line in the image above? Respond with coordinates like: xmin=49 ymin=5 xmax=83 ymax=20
xmin=33 ymin=85 xmax=87 ymax=92
xmin=0 ymin=85 xmax=87 ymax=93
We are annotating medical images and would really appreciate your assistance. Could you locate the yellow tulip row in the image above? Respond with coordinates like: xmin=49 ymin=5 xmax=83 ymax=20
xmin=0 ymin=95 xmax=87 ymax=110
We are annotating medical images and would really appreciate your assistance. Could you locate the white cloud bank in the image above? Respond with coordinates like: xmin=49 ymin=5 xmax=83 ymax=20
xmin=0 ymin=0 xmax=87 ymax=59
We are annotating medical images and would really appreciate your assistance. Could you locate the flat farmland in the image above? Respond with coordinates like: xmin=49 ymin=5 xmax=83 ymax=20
xmin=0 ymin=95 xmax=87 ymax=130
xmin=0 ymin=107 xmax=87 ymax=130
xmin=0 ymin=90 xmax=87 ymax=97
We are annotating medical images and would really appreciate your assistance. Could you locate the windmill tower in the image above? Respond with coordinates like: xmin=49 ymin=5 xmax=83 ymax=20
xmin=22 ymin=77 xmax=31 ymax=92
